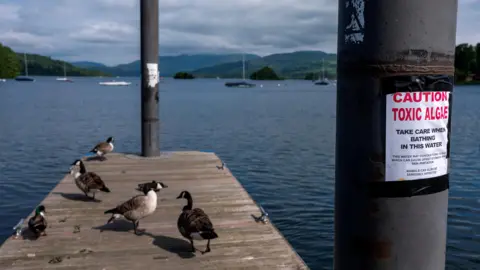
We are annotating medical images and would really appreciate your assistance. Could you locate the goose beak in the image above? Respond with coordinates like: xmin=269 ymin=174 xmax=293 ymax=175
xmin=176 ymin=195 xmax=182 ymax=199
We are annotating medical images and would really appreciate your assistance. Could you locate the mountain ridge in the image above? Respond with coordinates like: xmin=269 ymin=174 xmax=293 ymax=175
xmin=75 ymin=53 xmax=261 ymax=77
xmin=74 ymin=51 xmax=337 ymax=79
xmin=192 ymin=51 xmax=337 ymax=79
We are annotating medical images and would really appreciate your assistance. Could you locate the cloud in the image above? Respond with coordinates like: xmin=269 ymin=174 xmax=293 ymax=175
xmin=70 ymin=21 xmax=137 ymax=44
xmin=0 ymin=0 xmax=478 ymax=66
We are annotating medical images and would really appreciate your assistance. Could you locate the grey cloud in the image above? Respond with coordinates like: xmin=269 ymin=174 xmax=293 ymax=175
xmin=0 ymin=0 xmax=478 ymax=65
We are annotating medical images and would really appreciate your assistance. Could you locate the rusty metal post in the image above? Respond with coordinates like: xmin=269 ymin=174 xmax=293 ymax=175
xmin=140 ymin=0 xmax=160 ymax=156
xmin=334 ymin=1 xmax=457 ymax=269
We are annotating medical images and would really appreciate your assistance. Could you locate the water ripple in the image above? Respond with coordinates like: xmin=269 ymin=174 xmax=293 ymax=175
xmin=0 ymin=79 xmax=478 ymax=269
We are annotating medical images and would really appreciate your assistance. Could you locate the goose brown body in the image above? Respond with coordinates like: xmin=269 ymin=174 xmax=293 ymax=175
xmin=70 ymin=160 xmax=110 ymax=199
xmin=136 ymin=180 xmax=168 ymax=192
xmin=90 ymin=136 xmax=114 ymax=159
xmin=104 ymin=184 xmax=161 ymax=234
xmin=177 ymin=191 xmax=218 ymax=254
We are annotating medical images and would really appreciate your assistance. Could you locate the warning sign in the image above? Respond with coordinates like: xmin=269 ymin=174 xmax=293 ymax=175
xmin=385 ymin=91 xmax=450 ymax=181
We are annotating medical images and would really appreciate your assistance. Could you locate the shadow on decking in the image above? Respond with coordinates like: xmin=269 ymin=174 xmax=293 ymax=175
xmin=19 ymin=228 xmax=45 ymax=241
xmin=83 ymin=156 xmax=106 ymax=162
xmin=52 ymin=192 xmax=101 ymax=202
xmin=143 ymin=232 xmax=196 ymax=259
xmin=92 ymin=219 xmax=135 ymax=233
xmin=92 ymin=220 xmax=195 ymax=259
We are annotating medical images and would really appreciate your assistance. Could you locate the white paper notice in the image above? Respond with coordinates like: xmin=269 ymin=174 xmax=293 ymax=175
xmin=385 ymin=91 xmax=450 ymax=181
xmin=146 ymin=63 xmax=158 ymax=88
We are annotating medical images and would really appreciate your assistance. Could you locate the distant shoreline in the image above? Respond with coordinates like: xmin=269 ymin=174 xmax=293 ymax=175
xmin=455 ymin=80 xmax=480 ymax=86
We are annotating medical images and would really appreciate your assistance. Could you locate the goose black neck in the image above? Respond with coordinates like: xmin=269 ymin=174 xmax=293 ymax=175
xmin=184 ymin=197 xmax=193 ymax=210
xmin=79 ymin=162 xmax=86 ymax=174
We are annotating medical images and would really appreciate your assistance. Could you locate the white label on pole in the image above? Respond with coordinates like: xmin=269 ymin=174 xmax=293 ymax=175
xmin=146 ymin=63 xmax=158 ymax=88
xmin=385 ymin=91 xmax=450 ymax=181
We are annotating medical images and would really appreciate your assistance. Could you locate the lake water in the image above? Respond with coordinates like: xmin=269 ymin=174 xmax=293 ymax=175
xmin=0 ymin=77 xmax=479 ymax=269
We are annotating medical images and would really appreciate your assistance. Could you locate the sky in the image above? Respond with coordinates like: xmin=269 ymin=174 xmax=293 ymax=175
xmin=0 ymin=0 xmax=479 ymax=66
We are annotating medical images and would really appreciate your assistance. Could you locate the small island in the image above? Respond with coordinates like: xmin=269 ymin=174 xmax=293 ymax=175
xmin=304 ymin=72 xmax=316 ymax=80
xmin=250 ymin=66 xmax=282 ymax=80
xmin=173 ymin=72 xmax=195 ymax=79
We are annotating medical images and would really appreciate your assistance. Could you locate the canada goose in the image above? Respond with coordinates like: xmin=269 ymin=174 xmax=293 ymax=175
xmin=176 ymin=191 xmax=218 ymax=254
xmin=104 ymin=184 xmax=161 ymax=235
xmin=89 ymin=136 xmax=114 ymax=160
xmin=69 ymin=159 xmax=110 ymax=200
xmin=28 ymin=205 xmax=47 ymax=238
xmin=216 ymin=162 xmax=225 ymax=170
xmin=136 ymin=180 xmax=168 ymax=192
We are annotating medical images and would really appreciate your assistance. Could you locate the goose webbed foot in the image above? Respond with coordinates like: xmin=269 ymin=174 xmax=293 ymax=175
xmin=42 ymin=231 xmax=47 ymax=236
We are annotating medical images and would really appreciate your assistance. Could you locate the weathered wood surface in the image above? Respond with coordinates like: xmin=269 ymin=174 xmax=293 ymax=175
xmin=0 ymin=152 xmax=308 ymax=269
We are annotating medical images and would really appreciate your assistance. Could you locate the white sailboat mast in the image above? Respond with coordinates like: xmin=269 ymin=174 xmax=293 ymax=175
xmin=242 ymin=53 xmax=245 ymax=80
xmin=24 ymin=53 xmax=28 ymax=76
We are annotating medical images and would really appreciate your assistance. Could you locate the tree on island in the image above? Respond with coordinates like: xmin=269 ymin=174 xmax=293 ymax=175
xmin=0 ymin=43 xmax=21 ymax=78
xmin=455 ymin=43 xmax=480 ymax=83
xmin=173 ymin=72 xmax=195 ymax=79
xmin=304 ymin=72 xmax=316 ymax=80
xmin=250 ymin=66 xmax=282 ymax=80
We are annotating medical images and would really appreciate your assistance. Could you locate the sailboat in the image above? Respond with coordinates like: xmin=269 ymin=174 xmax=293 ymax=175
xmin=56 ymin=63 xmax=73 ymax=82
xmin=99 ymin=81 xmax=131 ymax=86
xmin=225 ymin=54 xmax=255 ymax=88
xmin=15 ymin=53 xmax=35 ymax=82
xmin=314 ymin=58 xmax=329 ymax=85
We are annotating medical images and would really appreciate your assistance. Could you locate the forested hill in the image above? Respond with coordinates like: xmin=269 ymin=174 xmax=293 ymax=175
xmin=16 ymin=53 xmax=110 ymax=77
xmin=0 ymin=43 xmax=110 ymax=78
xmin=0 ymin=43 xmax=20 ymax=78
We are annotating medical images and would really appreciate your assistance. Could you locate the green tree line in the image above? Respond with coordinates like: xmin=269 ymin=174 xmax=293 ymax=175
xmin=455 ymin=43 xmax=480 ymax=82
xmin=0 ymin=43 xmax=20 ymax=78
xmin=0 ymin=43 xmax=110 ymax=78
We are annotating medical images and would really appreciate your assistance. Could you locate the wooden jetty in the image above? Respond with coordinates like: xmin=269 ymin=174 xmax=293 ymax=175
xmin=0 ymin=152 xmax=308 ymax=269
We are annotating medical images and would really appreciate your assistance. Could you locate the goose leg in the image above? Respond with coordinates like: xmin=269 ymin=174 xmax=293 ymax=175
xmin=133 ymin=221 xmax=142 ymax=235
xmin=132 ymin=221 xmax=137 ymax=234
xmin=107 ymin=215 xmax=115 ymax=224
xmin=202 ymin=239 xmax=211 ymax=254
xmin=190 ymin=239 xmax=196 ymax=252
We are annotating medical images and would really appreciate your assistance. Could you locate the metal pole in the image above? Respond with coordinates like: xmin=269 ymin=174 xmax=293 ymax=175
xmin=335 ymin=1 xmax=457 ymax=269
xmin=140 ymin=0 xmax=160 ymax=157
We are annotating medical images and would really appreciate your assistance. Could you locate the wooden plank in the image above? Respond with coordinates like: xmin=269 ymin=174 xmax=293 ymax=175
xmin=0 ymin=152 xmax=308 ymax=269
